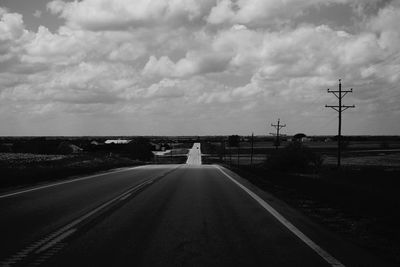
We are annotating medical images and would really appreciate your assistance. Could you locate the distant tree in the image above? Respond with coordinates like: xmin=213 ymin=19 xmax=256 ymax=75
xmin=125 ymin=138 xmax=154 ymax=161
xmin=228 ymin=135 xmax=240 ymax=147
xmin=0 ymin=144 xmax=13 ymax=152
xmin=57 ymin=141 xmax=74 ymax=154
xmin=293 ymin=133 xmax=306 ymax=141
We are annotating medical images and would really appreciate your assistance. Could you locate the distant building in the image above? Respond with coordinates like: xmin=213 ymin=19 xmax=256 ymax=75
xmin=301 ymin=137 xmax=312 ymax=142
xmin=150 ymin=142 xmax=161 ymax=151
xmin=105 ymin=140 xmax=132 ymax=145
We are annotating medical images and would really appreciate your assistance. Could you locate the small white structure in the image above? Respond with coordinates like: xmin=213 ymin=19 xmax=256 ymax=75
xmin=90 ymin=141 xmax=101 ymax=146
xmin=105 ymin=140 xmax=131 ymax=145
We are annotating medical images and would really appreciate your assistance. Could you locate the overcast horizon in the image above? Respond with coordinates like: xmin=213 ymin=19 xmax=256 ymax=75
xmin=1 ymin=0 xmax=399 ymax=136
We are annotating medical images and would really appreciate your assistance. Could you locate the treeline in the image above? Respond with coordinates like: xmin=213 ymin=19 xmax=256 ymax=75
xmin=0 ymin=137 xmax=155 ymax=161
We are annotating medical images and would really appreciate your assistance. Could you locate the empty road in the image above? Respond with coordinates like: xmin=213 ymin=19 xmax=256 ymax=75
xmin=186 ymin=143 xmax=202 ymax=165
xmin=0 ymin=150 xmax=391 ymax=266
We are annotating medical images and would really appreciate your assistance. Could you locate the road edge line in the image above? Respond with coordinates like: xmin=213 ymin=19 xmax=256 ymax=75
xmin=215 ymin=165 xmax=345 ymax=267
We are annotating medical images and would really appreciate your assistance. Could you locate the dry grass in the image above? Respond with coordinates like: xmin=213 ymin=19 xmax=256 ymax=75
xmin=324 ymin=153 xmax=400 ymax=168
xmin=0 ymin=153 xmax=68 ymax=164
xmin=0 ymin=152 xmax=141 ymax=189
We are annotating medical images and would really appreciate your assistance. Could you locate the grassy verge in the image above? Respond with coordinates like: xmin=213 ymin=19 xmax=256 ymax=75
xmin=227 ymin=164 xmax=400 ymax=265
xmin=0 ymin=152 xmax=144 ymax=190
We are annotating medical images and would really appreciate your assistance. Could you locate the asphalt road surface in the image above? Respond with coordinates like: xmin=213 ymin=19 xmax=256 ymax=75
xmin=186 ymin=143 xmax=202 ymax=165
xmin=0 ymin=155 xmax=392 ymax=266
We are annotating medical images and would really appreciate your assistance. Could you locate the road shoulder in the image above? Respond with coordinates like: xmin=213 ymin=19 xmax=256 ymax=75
xmin=215 ymin=164 xmax=395 ymax=267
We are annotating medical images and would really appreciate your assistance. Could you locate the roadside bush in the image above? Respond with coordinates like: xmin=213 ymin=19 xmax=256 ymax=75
xmin=228 ymin=135 xmax=240 ymax=147
xmin=265 ymin=142 xmax=323 ymax=172
xmin=380 ymin=141 xmax=390 ymax=149
xmin=0 ymin=144 xmax=13 ymax=152
xmin=57 ymin=141 xmax=74 ymax=154
xmin=125 ymin=138 xmax=154 ymax=161
xmin=57 ymin=141 xmax=82 ymax=154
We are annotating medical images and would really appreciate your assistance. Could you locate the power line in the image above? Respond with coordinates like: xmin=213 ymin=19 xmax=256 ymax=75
xmin=325 ymin=79 xmax=355 ymax=168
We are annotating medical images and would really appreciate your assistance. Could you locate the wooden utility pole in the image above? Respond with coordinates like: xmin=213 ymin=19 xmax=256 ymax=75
xmin=250 ymin=133 xmax=254 ymax=167
xmin=325 ymin=79 xmax=355 ymax=168
xmin=237 ymin=141 xmax=240 ymax=167
xmin=170 ymin=143 xmax=173 ymax=163
xmin=221 ymin=139 xmax=225 ymax=162
xmin=229 ymin=144 xmax=232 ymax=165
xmin=271 ymin=119 xmax=286 ymax=149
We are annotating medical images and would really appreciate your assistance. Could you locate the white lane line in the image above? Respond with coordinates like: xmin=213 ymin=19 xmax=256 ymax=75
xmin=35 ymin=229 xmax=76 ymax=254
xmin=0 ymin=166 xmax=146 ymax=199
xmin=53 ymin=180 xmax=153 ymax=234
xmin=0 ymin=179 xmax=153 ymax=266
xmin=119 ymin=193 xmax=132 ymax=201
xmin=215 ymin=165 xmax=345 ymax=267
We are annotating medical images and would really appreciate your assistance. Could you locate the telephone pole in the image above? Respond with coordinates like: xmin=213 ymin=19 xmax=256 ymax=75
xmin=250 ymin=133 xmax=254 ymax=167
xmin=325 ymin=79 xmax=355 ymax=168
xmin=271 ymin=119 xmax=286 ymax=149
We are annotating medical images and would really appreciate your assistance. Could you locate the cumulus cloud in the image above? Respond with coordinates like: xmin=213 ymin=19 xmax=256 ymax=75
xmin=0 ymin=0 xmax=400 ymax=134
xmin=206 ymin=0 xmax=380 ymax=26
xmin=48 ymin=0 xmax=382 ymax=30
xmin=142 ymin=51 xmax=231 ymax=78
xmin=0 ymin=7 xmax=26 ymax=40
xmin=47 ymin=0 xmax=215 ymax=30
xmin=33 ymin=10 xmax=42 ymax=18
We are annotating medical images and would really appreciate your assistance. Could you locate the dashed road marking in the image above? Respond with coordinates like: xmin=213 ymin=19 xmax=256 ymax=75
xmin=119 ymin=193 xmax=132 ymax=201
xmin=215 ymin=165 xmax=345 ymax=267
xmin=0 ymin=166 xmax=147 ymax=199
xmin=35 ymin=229 xmax=76 ymax=254
xmin=0 ymin=179 xmax=153 ymax=266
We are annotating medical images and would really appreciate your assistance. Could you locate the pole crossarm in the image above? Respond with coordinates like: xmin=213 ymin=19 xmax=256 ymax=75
xmin=342 ymin=105 xmax=355 ymax=111
xmin=325 ymin=105 xmax=355 ymax=112
xmin=325 ymin=105 xmax=340 ymax=112
xmin=271 ymin=123 xmax=286 ymax=129
xmin=327 ymin=89 xmax=353 ymax=99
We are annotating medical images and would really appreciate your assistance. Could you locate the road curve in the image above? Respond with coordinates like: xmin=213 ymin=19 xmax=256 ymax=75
xmin=0 ymin=164 xmax=392 ymax=266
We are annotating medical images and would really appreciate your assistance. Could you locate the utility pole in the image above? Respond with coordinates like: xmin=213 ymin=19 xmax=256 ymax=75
xmin=221 ymin=139 xmax=225 ymax=162
xmin=325 ymin=79 xmax=355 ymax=168
xmin=237 ymin=141 xmax=240 ymax=167
xmin=271 ymin=119 xmax=286 ymax=149
xmin=250 ymin=133 xmax=254 ymax=167
xmin=170 ymin=142 xmax=173 ymax=163
xmin=229 ymin=143 xmax=232 ymax=165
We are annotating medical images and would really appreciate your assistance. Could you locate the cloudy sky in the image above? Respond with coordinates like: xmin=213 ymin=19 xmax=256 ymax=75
xmin=0 ymin=0 xmax=399 ymax=136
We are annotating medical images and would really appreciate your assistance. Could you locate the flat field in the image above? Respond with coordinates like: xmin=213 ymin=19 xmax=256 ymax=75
xmin=202 ymin=140 xmax=400 ymax=169
xmin=0 ymin=152 xmax=142 ymax=190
